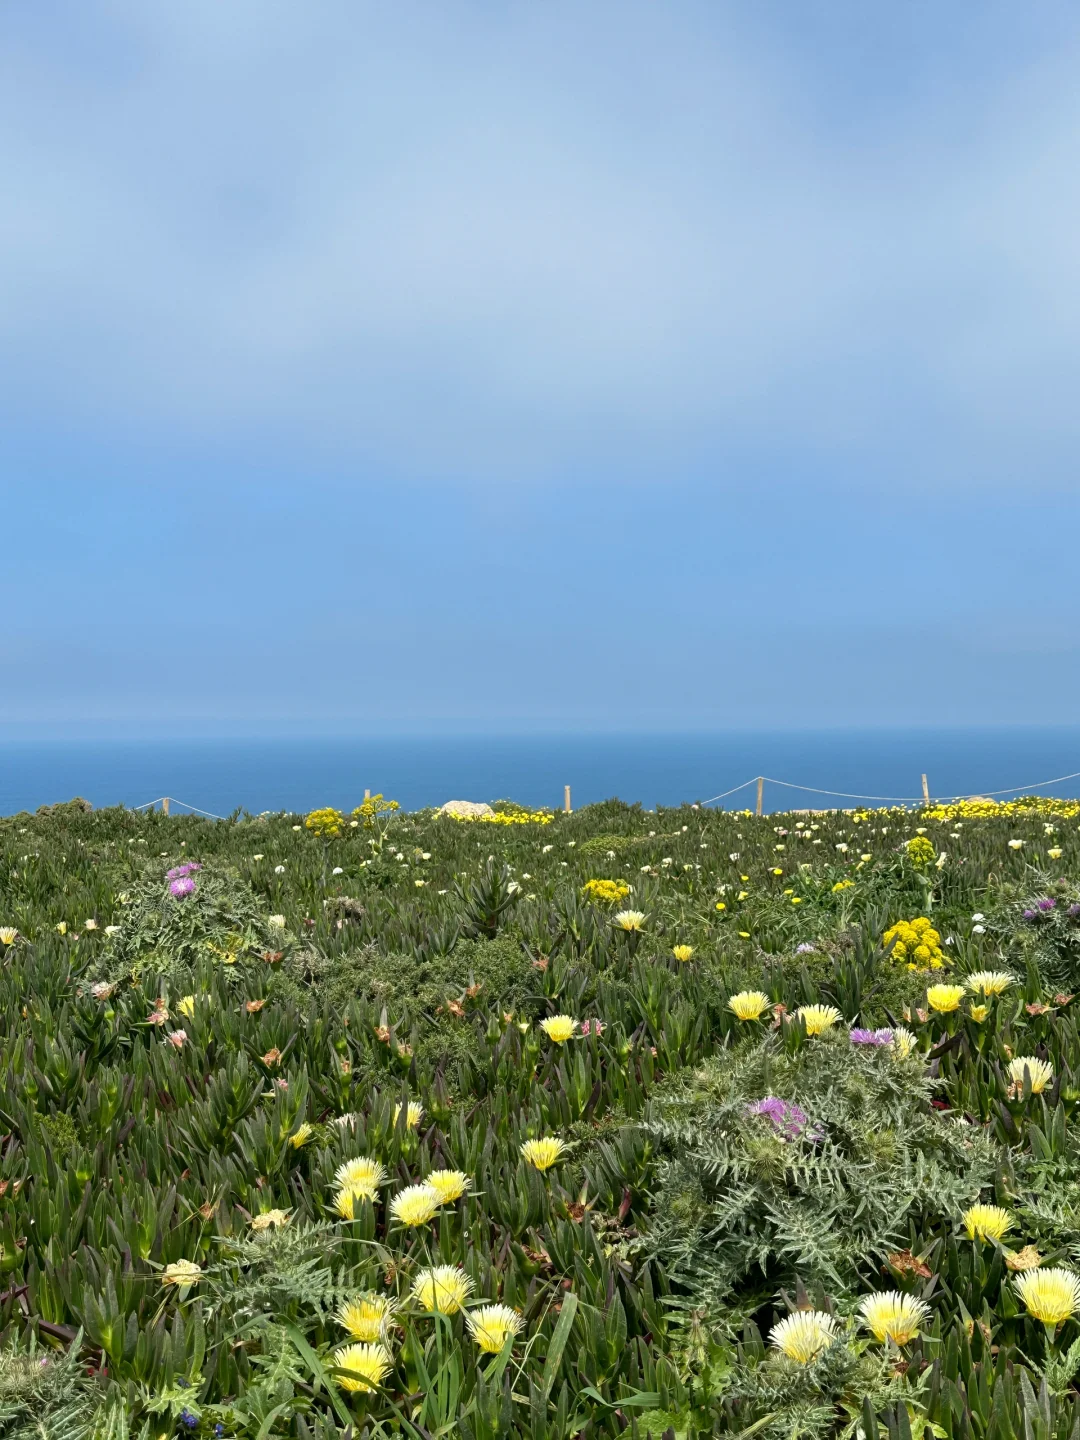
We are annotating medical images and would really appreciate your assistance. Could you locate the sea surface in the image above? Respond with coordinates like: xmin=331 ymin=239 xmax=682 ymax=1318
xmin=2 ymin=729 xmax=1080 ymax=818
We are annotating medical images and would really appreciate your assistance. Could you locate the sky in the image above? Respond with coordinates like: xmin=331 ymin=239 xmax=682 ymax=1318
xmin=3 ymin=1 xmax=1080 ymax=737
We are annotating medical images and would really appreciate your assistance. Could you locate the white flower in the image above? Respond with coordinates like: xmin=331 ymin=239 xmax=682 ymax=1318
xmin=332 ymin=867 xmax=344 ymax=875
xmin=421 ymin=852 xmax=431 ymax=860
xmin=292 ymin=825 xmax=301 ymax=831
xmin=1008 ymin=840 xmax=1024 ymax=850
xmin=972 ymin=924 xmax=986 ymax=934
xmin=274 ymin=865 xmax=286 ymax=874
xmin=268 ymin=914 xmax=286 ymax=929
xmin=104 ymin=925 xmax=121 ymax=936
xmin=1049 ymin=848 xmax=1063 ymax=860
xmin=729 ymin=853 xmax=740 ymax=862
xmin=835 ymin=844 xmax=849 ymax=853
xmin=84 ymin=919 xmax=99 ymax=931
xmin=972 ymin=913 xmax=985 ymax=922
xmin=542 ymin=845 xmax=553 ymax=853
xmin=253 ymin=853 xmax=264 ymax=860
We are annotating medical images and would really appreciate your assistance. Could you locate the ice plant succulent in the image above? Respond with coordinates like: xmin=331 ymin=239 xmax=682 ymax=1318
xmin=769 ymin=1310 xmax=840 ymax=1364
xmin=334 ymin=1157 xmax=387 ymax=1198
xmin=613 ymin=910 xmax=646 ymax=931
xmin=728 ymin=990 xmax=770 ymax=1021
xmin=466 ymin=1303 xmax=524 ymax=1353
xmin=1014 ymin=1268 xmax=1080 ymax=1331
xmin=393 ymin=1100 xmax=424 ymax=1130
xmin=672 ymin=945 xmax=694 ymax=962
xmin=520 ymin=1136 xmax=567 ymax=1171
xmin=337 ymin=1295 xmax=394 ymax=1342
xmin=966 ymin=971 xmax=1015 ymax=997
xmin=389 ymin=1184 xmax=440 ymax=1227
xmin=859 ymin=1291 xmax=931 ymax=1346
xmin=926 ymin=984 xmax=965 ymax=1014
xmin=424 ymin=1169 xmax=470 ymax=1204
xmin=1008 ymin=1056 xmax=1054 ymax=1094
xmin=332 ymin=1343 xmax=392 ymax=1393
xmin=412 ymin=1265 xmax=474 ymax=1314
xmin=540 ymin=1014 xmax=577 ymax=1044
xmin=963 ymin=1204 xmax=1013 ymax=1243
xmin=797 ymin=1004 xmax=841 ymax=1036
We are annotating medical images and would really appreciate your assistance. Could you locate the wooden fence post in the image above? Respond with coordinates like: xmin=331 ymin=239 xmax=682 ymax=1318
xmin=921 ymin=774 xmax=930 ymax=805
xmin=564 ymin=785 xmax=571 ymax=814
xmin=364 ymin=789 xmax=371 ymax=801
xmin=162 ymin=797 xmax=169 ymax=817
xmin=756 ymin=777 xmax=764 ymax=817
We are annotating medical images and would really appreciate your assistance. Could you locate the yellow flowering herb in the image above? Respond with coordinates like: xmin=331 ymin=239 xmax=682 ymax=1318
xmin=672 ymin=945 xmax=694 ymax=962
xmin=389 ymin=1184 xmax=440 ymax=1228
xmin=582 ymin=878 xmax=630 ymax=904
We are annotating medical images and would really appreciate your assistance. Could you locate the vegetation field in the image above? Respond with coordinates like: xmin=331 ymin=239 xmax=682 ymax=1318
xmin=3 ymin=792 xmax=1080 ymax=1440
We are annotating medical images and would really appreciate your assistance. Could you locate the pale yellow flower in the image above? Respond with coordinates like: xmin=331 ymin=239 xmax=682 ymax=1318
xmin=969 ymin=1004 xmax=990 ymax=1023
xmin=672 ymin=945 xmax=694 ymax=963
xmin=334 ymin=1156 xmax=387 ymax=1197
xmin=1014 ymin=1268 xmax=1080 ymax=1328
xmin=389 ymin=1184 xmax=440 ymax=1227
xmin=333 ymin=1342 xmax=392 ymax=1393
xmin=728 ymin=990 xmax=770 ymax=1021
xmin=55 ymin=922 xmax=67 ymax=936
xmin=289 ymin=1123 xmax=314 ymax=1149
xmin=161 ymin=1259 xmax=202 ymax=1288
xmin=411 ymin=1265 xmax=473 ymax=1314
xmin=177 ymin=994 xmax=196 ymax=1018
xmin=466 ymin=1303 xmax=523 ymax=1353
xmin=425 ymin=1169 xmax=470 ymax=1205
xmin=250 ymin=1208 xmax=290 ymax=1232
xmin=892 ymin=1026 xmax=918 ymax=1058
xmin=337 ymin=1294 xmax=394 ymax=1342
xmin=540 ymin=1015 xmax=576 ymax=1044
xmin=926 ymin=984 xmax=965 ymax=1014
xmin=797 ymin=1004 xmax=841 ymax=1036
xmin=858 ymin=1291 xmax=930 ymax=1346
xmin=1008 ymin=1056 xmax=1054 ymax=1094
xmin=965 ymin=971 xmax=1014 ymax=997
xmin=393 ymin=1100 xmax=424 ymax=1130
xmin=963 ymin=1204 xmax=1013 ymax=1243
xmin=613 ymin=910 xmax=646 ymax=931
xmin=769 ymin=1310 xmax=839 ymax=1364
xmin=520 ymin=1137 xmax=567 ymax=1171
xmin=0 ymin=928 xmax=18 ymax=945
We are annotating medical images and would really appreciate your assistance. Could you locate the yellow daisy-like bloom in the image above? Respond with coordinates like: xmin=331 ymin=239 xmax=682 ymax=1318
xmin=338 ymin=1294 xmax=395 ymax=1342
xmin=333 ymin=1342 xmax=393 ymax=1393
xmin=334 ymin=1156 xmax=387 ymax=1198
xmin=963 ymin=1204 xmax=1013 ymax=1243
xmin=393 ymin=1100 xmax=424 ymax=1130
xmin=797 ymin=1004 xmax=841 ymax=1036
xmin=540 ymin=1015 xmax=576 ymax=1044
xmin=161 ymin=1259 xmax=202 ymax=1288
xmin=334 ymin=1186 xmax=376 ymax=1221
xmin=425 ymin=1169 xmax=470 ymax=1204
xmin=250 ymin=1208 xmax=290 ymax=1232
xmin=466 ymin=1303 xmax=524 ymax=1354
xmin=672 ymin=945 xmax=694 ymax=963
xmin=0 ymin=928 xmax=18 ymax=946
xmin=520 ymin=1137 xmax=567 ymax=1171
xmin=412 ymin=1264 xmax=474 ymax=1314
xmin=769 ymin=1310 xmax=840 ymax=1364
xmin=1008 ymin=1056 xmax=1054 ymax=1094
xmin=55 ymin=922 xmax=68 ymax=936
xmin=613 ymin=909 xmax=646 ymax=932
xmin=858 ymin=1291 xmax=931 ymax=1346
xmin=891 ymin=1026 xmax=918 ymax=1058
xmin=289 ymin=1123 xmax=314 ymax=1149
xmin=966 ymin=971 xmax=1014 ymax=997
xmin=728 ymin=990 xmax=770 ymax=1022
xmin=1014 ymin=1268 xmax=1080 ymax=1327
xmin=926 ymin=984 xmax=965 ymax=1014
xmin=969 ymin=1004 xmax=989 ymax=1023
xmin=389 ymin=1184 xmax=440 ymax=1228
xmin=177 ymin=994 xmax=196 ymax=1018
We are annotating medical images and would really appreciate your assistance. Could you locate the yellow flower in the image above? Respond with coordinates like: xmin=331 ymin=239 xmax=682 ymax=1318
xmin=672 ymin=945 xmax=694 ymax=963
xmin=305 ymin=807 xmax=345 ymax=838
xmin=425 ymin=1169 xmax=470 ymax=1205
xmin=738 ymin=931 xmax=751 ymax=938
xmin=1008 ymin=839 xmax=1024 ymax=850
xmin=969 ymin=1004 xmax=989 ymax=1023
xmin=332 ymin=1342 xmax=392 ymax=1393
xmin=613 ymin=910 xmax=646 ymax=932
xmin=737 ymin=890 xmax=750 ymax=901
xmin=177 ymin=995 xmax=196 ymax=1018
xmin=797 ymin=1004 xmax=841 ymax=1036
xmin=582 ymin=878 xmax=630 ymax=904
xmin=926 ymin=984 xmax=965 ymax=1014
xmin=466 ymin=1303 xmax=524 ymax=1354
xmin=412 ymin=1265 xmax=473 ymax=1314
xmin=728 ymin=990 xmax=770 ymax=1021
xmin=769 ymin=1310 xmax=840 ymax=1364
xmin=832 ymin=880 xmax=854 ymax=893
xmin=1014 ymin=1268 xmax=1080 ymax=1328
xmin=334 ymin=1156 xmax=387 ymax=1198
xmin=963 ymin=1204 xmax=1013 ymax=1243
xmin=966 ymin=971 xmax=1014 ymax=997
xmin=389 ymin=1184 xmax=440 ymax=1227
xmin=520 ymin=1137 xmax=567 ymax=1171
xmin=858 ymin=1291 xmax=930 ymax=1345
xmin=393 ymin=1100 xmax=424 ymax=1130
xmin=540 ymin=1015 xmax=576 ymax=1044
xmin=0 ymin=928 xmax=17 ymax=946
xmin=892 ymin=1026 xmax=918 ymax=1058
xmin=289 ymin=1123 xmax=314 ymax=1149
xmin=1008 ymin=1056 xmax=1054 ymax=1094
xmin=1049 ymin=847 xmax=1063 ymax=860
xmin=715 ymin=902 xmax=726 ymax=911
xmin=161 ymin=1259 xmax=202 ymax=1288
xmin=250 ymin=1209 xmax=290 ymax=1232
xmin=55 ymin=921 xmax=68 ymax=936
xmin=338 ymin=1294 xmax=394 ymax=1342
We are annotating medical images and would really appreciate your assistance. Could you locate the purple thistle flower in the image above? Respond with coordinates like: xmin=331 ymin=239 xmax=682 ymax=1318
xmin=166 ymin=862 xmax=203 ymax=880
xmin=850 ymin=1027 xmax=894 ymax=1047
xmin=1068 ymin=904 xmax=1080 ymax=919
xmin=1023 ymin=909 xmax=1037 ymax=921
xmin=1038 ymin=897 xmax=1056 ymax=911
xmin=795 ymin=942 xmax=817 ymax=954
xmin=169 ymin=877 xmax=196 ymax=898
xmin=747 ymin=1096 xmax=822 ymax=1142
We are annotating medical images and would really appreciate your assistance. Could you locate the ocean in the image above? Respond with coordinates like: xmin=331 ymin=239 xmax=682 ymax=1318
xmin=2 ymin=729 xmax=1080 ymax=818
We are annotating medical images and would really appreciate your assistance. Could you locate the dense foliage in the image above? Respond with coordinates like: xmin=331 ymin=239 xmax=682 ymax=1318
xmin=2 ymin=793 xmax=1080 ymax=1438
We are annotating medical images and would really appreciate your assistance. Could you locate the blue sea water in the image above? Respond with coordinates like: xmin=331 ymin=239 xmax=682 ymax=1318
xmin=2 ymin=729 xmax=1080 ymax=818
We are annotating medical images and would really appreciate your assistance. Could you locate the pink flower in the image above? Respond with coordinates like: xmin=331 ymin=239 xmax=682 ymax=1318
xmin=167 ymin=1030 xmax=187 ymax=1049
xmin=580 ymin=1019 xmax=606 ymax=1036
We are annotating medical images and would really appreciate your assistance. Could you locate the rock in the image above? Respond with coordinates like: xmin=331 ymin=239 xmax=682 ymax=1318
xmin=36 ymin=797 xmax=93 ymax=816
xmin=439 ymin=800 xmax=495 ymax=818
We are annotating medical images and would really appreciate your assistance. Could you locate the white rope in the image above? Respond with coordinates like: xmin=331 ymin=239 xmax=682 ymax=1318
xmin=702 ymin=767 xmax=1080 ymax=808
xmin=699 ymin=778 xmax=759 ymax=806
xmin=131 ymin=797 xmax=228 ymax=820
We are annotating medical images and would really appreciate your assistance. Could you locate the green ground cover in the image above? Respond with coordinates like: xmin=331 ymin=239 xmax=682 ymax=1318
xmin=2 ymin=792 xmax=1080 ymax=1439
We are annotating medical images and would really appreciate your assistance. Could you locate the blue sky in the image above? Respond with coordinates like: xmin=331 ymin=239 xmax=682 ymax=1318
xmin=4 ymin=1 xmax=1080 ymax=736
